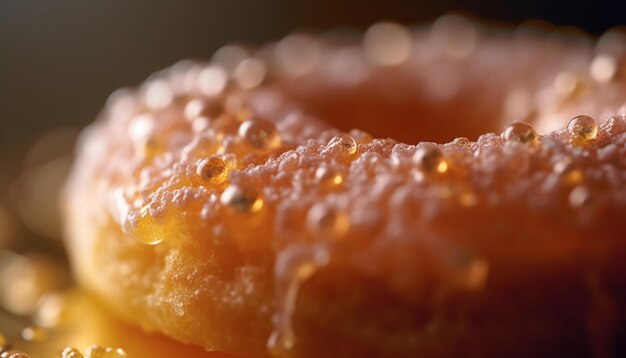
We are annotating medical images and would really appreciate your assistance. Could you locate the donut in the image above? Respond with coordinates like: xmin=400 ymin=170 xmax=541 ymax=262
xmin=63 ymin=17 xmax=626 ymax=358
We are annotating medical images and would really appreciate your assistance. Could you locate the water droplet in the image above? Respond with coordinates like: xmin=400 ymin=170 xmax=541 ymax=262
xmin=502 ymin=122 xmax=539 ymax=144
xmin=196 ymin=156 xmax=229 ymax=185
xmin=314 ymin=166 xmax=343 ymax=188
xmin=220 ymin=185 xmax=264 ymax=213
xmin=414 ymin=143 xmax=447 ymax=173
xmin=128 ymin=207 xmax=165 ymax=245
xmin=21 ymin=326 xmax=46 ymax=342
xmin=323 ymin=135 xmax=358 ymax=157
xmin=567 ymin=115 xmax=598 ymax=144
xmin=60 ymin=347 xmax=84 ymax=358
xmin=238 ymin=118 xmax=281 ymax=151
xmin=306 ymin=203 xmax=349 ymax=239
xmin=452 ymin=137 xmax=470 ymax=147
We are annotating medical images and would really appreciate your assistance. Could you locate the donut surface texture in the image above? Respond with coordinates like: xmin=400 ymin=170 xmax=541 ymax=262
xmin=64 ymin=17 xmax=626 ymax=358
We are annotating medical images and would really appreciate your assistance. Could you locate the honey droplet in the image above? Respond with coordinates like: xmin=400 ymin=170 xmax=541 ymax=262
xmin=196 ymin=156 xmax=229 ymax=185
xmin=220 ymin=185 xmax=264 ymax=213
xmin=238 ymin=118 xmax=281 ymax=151
xmin=502 ymin=122 xmax=539 ymax=144
xmin=270 ymin=246 xmax=330 ymax=357
xmin=130 ymin=207 xmax=166 ymax=245
xmin=1 ymin=351 xmax=30 ymax=358
xmin=60 ymin=347 xmax=84 ymax=358
xmin=567 ymin=115 xmax=598 ymax=144
xmin=306 ymin=203 xmax=350 ymax=239
xmin=414 ymin=143 xmax=447 ymax=173
xmin=324 ymin=135 xmax=358 ymax=157
xmin=314 ymin=166 xmax=343 ymax=188
xmin=452 ymin=136 xmax=471 ymax=148
xmin=85 ymin=345 xmax=127 ymax=358
xmin=21 ymin=326 xmax=46 ymax=343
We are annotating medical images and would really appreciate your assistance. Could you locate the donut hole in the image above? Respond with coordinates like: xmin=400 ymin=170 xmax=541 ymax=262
xmin=284 ymin=78 xmax=506 ymax=144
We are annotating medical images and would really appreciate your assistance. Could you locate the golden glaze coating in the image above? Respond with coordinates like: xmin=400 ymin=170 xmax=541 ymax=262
xmin=64 ymin=17 xmax=626 ymax=357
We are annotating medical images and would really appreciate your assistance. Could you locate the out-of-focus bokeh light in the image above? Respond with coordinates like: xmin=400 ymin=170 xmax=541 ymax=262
xmin=0 ymin=251 xmax=70 ymax=316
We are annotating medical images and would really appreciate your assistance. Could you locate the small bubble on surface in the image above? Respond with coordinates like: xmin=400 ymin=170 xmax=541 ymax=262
xmin=323 ymin=135 xmax=358 ymax=157
xmin=306 ymin=203 xmax=350 ymax=239
xmin=314 ymin=166 xmax=343 ymax=188
xmin=220 ymin=185 xmax=264 ymax=213
xmin=238 ymin=118 xmax=281 ymax=151
xmin=414 ymin=143 xmax=447 ymax=173
xmin=567 ymin=115 xmax=598 ymax=144
xmin=196 ymin=157 xmax=229 ymax=185
xmin=502 ymin=122 xmax=539 ymax=145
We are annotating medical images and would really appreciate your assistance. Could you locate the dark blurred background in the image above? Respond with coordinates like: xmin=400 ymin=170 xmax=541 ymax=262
xmin=0 ymin=0 xmax=623 ymax=252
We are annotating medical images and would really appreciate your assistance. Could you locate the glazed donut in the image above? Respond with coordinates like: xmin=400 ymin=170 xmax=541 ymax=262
xmin=64 ymin=17 xmax=626 ymax=358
